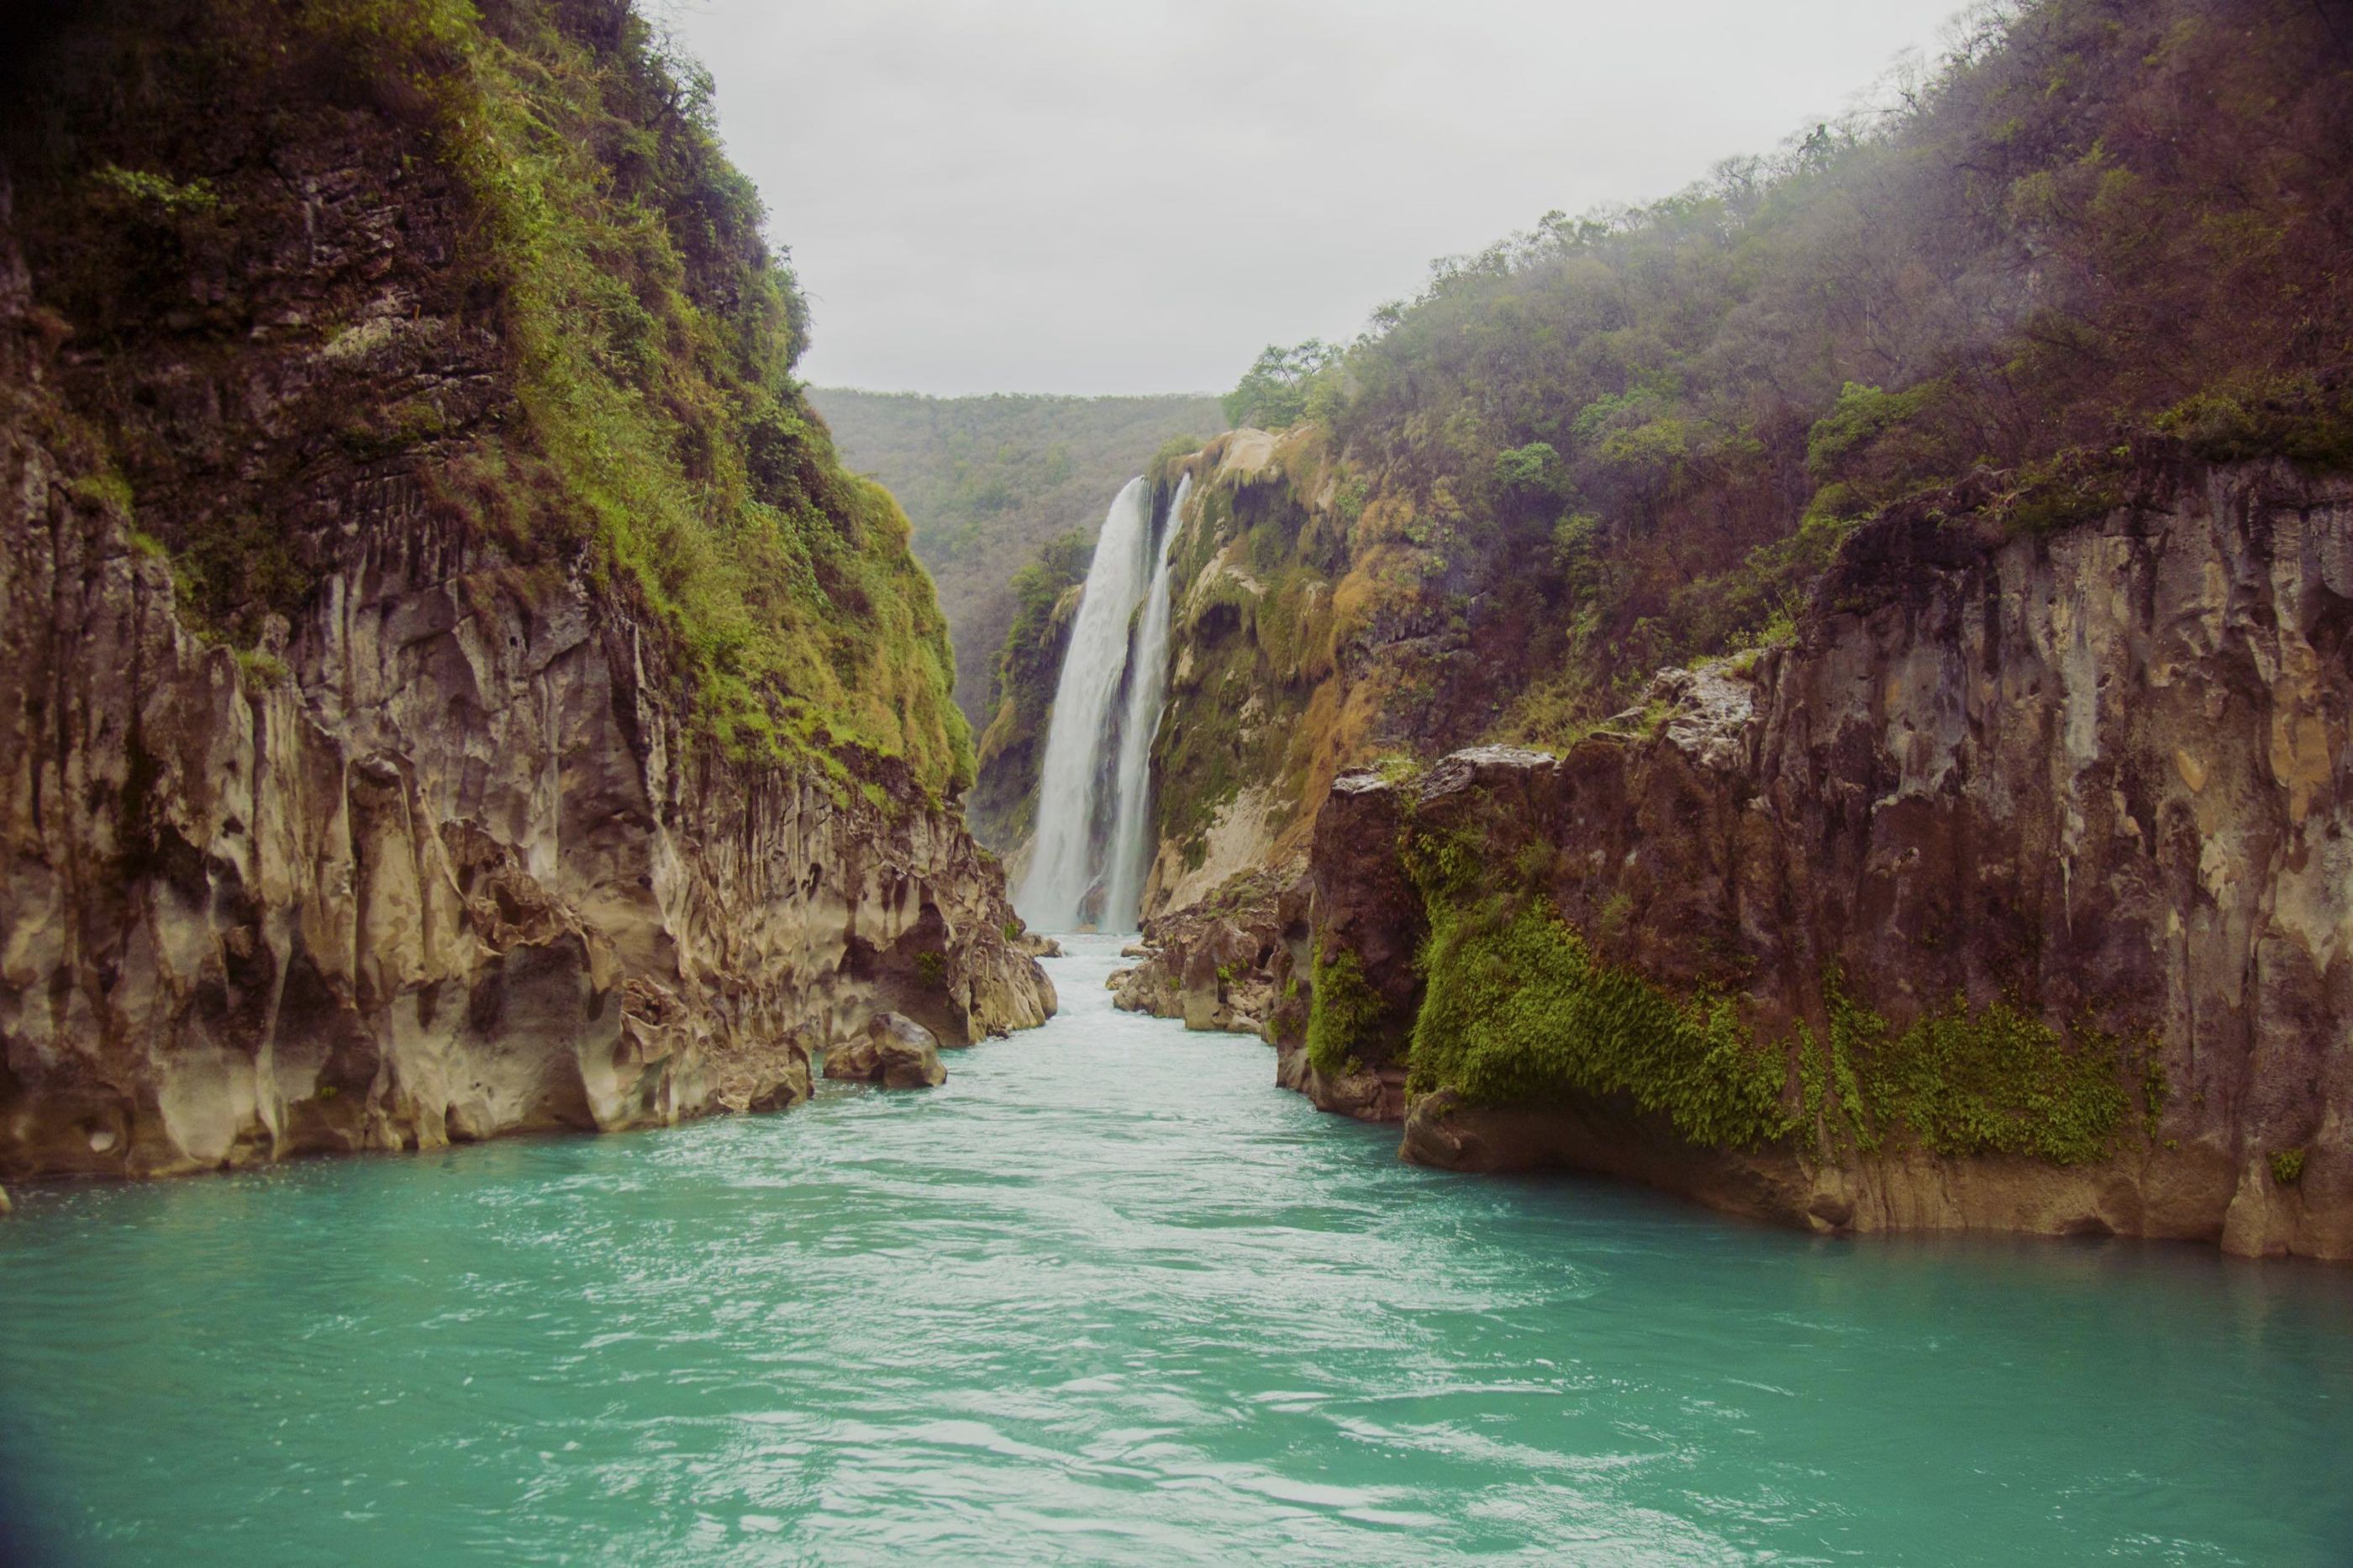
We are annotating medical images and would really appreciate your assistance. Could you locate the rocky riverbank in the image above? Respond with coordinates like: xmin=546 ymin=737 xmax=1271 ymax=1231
xmin=1279 ymin=462 xmax=2353 ymax=1260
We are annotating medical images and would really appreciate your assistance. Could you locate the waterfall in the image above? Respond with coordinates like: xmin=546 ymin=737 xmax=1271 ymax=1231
xmin=1017 ymin=477 xmax=1155 ymax=930
xmin=1103 ymin=473 xmax=1190 ymax=925
xmin=1015 ymin=474 xmax=1189 ymax=932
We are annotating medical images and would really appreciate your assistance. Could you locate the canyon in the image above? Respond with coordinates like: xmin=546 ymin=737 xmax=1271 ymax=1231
xmin=3 ymin=0 xmax=2350 ymax=1560
xmin=2 ymin=0 xmax=2344 ymax=1275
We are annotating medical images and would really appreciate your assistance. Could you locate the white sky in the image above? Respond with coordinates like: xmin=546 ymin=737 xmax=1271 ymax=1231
xmin=666 ymin=0 xmax=1966 ymax=396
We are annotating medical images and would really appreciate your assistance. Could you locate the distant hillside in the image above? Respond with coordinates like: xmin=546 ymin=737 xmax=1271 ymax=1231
xmin=813 ymin=389 xmax=1224 ymax=724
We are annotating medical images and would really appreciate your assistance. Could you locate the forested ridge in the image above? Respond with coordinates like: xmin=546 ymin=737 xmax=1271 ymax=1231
xmin=1208 ymin=0 xmax=2350 ymax=755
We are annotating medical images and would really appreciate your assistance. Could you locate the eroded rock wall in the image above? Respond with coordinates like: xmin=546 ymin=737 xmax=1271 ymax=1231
xmin=0 ymin=127 xmax=1049 ymax=1181
xmin=1287 ymin=465 xmax=2353 ymax=1259
xmin=2 ymin=398 xmax=1050 ymax=1179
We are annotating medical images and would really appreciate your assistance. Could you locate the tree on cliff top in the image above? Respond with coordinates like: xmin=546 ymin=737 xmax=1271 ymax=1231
xmin=1222 ymin=340 xmax=1342 ymax=429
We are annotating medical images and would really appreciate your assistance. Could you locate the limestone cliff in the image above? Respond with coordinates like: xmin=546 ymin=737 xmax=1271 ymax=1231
xmin=0 ymin=0 xmax=1050 ymax=1181
xmin=1285 ymin=462 xmax=2351 ymax=1260
xmin=1026 ymin=0 xmax=2350 ymax=1264
xmin=969 ymin=573 xmax=1082 ymax=867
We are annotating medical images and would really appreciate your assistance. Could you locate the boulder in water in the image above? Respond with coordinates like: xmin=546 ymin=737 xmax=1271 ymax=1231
xmin=725 ymin=1029 xmax=814 ymax=1113
xmin=824 ymin=1013 xmax=948 ymax=1089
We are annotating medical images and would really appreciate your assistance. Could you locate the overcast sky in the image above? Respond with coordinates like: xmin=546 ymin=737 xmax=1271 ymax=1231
xmin=666 ymin=0 xmax=1965 ymax=397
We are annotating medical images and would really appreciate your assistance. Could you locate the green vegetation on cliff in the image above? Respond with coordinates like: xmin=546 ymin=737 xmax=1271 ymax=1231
xmin=1401 ymin=897 xmax=2149 ymax=1165
xmin=1303 ymin=806 xmax=2163 ymax=1166
xmin=1395 ymin=828 xmax=1792 ymax=1150
xmin=7 ymin=0 xmax=972 ymax=792
xmin=1411 ymin=897 xmax=1791 ymax=1150
xmin=1302 ymin=946 xmax=1386 ymax=1077
xmin=1204 ymin=0 xmax=2352 ymax=753
xmin=1796 ymin=973 xmax=2138 ymax=1166
xmin=813 ymin=390 xmax=1224 ymax=723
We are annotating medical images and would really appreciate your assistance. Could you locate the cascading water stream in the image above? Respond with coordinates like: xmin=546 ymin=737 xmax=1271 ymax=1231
xmin=1102 ymin=473 xmax=1190 ymax=926
xmin=1017 ymin=477 xmax=1154 ymax=930
xmin=1017 ymin=475 xmax=1190 ymax=932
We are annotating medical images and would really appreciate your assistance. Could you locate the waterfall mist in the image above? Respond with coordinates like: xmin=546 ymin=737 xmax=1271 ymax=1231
xmin=1015 ymin=475 xmax=1187 ymax=932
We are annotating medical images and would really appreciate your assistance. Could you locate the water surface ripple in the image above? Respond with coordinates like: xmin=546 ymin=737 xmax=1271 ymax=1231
xmin=2 ymin=936 xmax=2349 ymax=1565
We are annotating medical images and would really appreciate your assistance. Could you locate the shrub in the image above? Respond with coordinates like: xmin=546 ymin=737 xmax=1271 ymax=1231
xmin=1303 ymin=946 xmax=1387 ymax=1075
xmin=1407 ymin=892 xmax=1791 ymax=1149
xmin=1222 ymin=340 xmax=1341 ymax=429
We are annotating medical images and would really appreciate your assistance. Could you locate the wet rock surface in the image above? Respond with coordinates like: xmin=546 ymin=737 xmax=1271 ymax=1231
xmin=1274 ymin=1042 xmax=1405 ymax=1123
xmin=821 ymin=1013 xmax=948 ymax=1090
xmin=1108 ymin=866 xmax=1307 ymax=1039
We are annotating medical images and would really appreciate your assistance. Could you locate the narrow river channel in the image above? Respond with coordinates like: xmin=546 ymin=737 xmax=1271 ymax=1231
xmin=2 ymin=935 xmax=2347 ymax=1565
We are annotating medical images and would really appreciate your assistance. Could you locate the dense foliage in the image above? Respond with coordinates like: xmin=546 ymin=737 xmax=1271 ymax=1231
xmin=1225 ymin=0 xmax=2353 ymax=744
xmin=1797 ymin=974 xmax=2140 ymax=1165
xmin=7 ymin=0 xmax=973 ymax=792
xmin=814 ymin=390 xmax=1224 ymax=722
xmin=1302 ymin=946 xmax=1387 ymax=1077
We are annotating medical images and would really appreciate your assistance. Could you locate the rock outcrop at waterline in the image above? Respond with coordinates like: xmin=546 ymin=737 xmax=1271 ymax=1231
xmin=0 ymin=2 xmax=1051 ymax=1182
xmin=821 ymin=1012 xmax=949 ymax=1090
xmin=1282 ymin=462 xmax=2353 ymax=1260
xmin=1106 ymin=866 xmax=1303 ymax=1035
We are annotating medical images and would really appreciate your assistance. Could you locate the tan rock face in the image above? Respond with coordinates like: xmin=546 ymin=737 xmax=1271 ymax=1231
xmin=1108 ymin=868 xmax=1306 ymax=1039
xmin=1292 ymin=466 xmax=2353 ymax=1260
xmin=0 ymin=172 xmax=1049 ymax=1183
xmin=821 ymin=1013 xmax=948 ymax=1090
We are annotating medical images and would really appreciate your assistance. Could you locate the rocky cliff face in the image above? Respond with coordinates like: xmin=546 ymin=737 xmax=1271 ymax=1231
xmin=1285 ymin=462 xmax=2352 ymax=1260
xmin=0 ymin=432 xmax=1050 ymax=1176
xmin=969 ymin=576 xmax=1082 ymax=866
xmin=0 ymin=2 xmax=1050 ymax=1181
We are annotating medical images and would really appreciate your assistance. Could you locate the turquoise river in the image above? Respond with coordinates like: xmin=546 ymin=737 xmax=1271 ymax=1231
xmin=1 ymin=935 xmax=2348 ymax=1565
